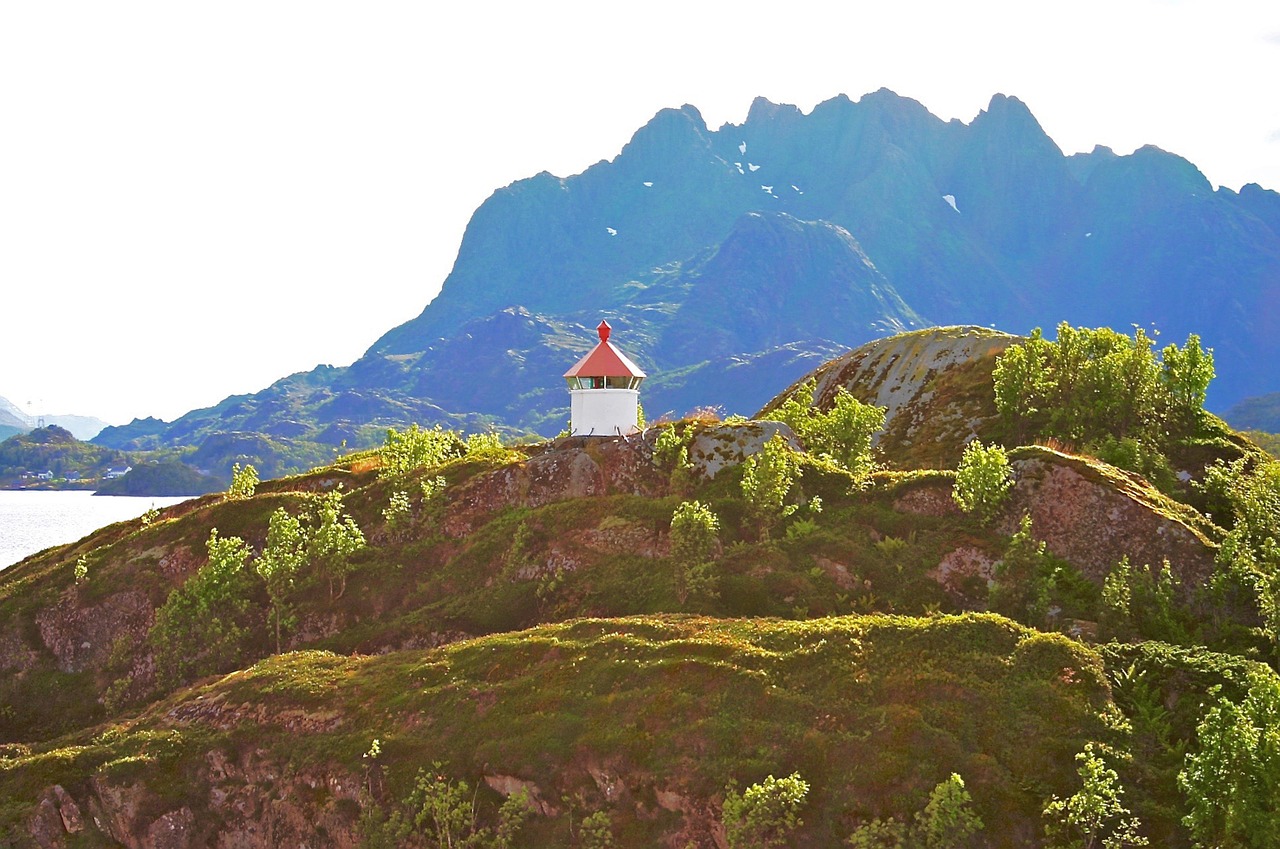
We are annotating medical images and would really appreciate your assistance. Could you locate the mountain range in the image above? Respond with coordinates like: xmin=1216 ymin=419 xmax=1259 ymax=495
xmin=96 ymin=89 xmax=1280 ymax=475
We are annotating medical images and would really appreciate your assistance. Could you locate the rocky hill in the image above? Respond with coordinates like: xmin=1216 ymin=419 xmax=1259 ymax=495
xmin=95 ymin=90 xmax=1280 ymax=482
xmin=3 ymin=326 xmax=1278 ymax=848
xmin=0 ymin=426 xmax=130 ymax=489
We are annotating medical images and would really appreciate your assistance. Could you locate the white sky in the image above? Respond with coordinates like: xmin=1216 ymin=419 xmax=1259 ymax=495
xmin=2 ymin=1 xmax=1278 ymax=425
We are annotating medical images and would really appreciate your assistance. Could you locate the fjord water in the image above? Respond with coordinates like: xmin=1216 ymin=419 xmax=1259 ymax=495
xmin=0 ymin=490 xmax=190 ymax=569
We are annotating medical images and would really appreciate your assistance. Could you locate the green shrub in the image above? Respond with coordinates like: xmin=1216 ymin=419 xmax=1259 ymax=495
xmin=380 ymin=424 xmax=464 ymax=479
xmin=952 ymin=441 xmax=1012 ymax=525
xmin=150 ymin=529 xmax=258 ymax=687
xmin=670 ymin=500 xmax=720 ymax=606
xmin=722 ymin=772 xmax=808 ymax=849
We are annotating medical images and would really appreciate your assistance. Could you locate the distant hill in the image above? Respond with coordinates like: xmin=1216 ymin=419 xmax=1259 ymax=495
xmin=97 ymin=90 xmax=1280 ymax=472
xmin=0 ymin=425 xmax=129 ymax=486
xmin=1224 ymin=391 xmax=1280 ymax=433
xmin=0 ymin=394 xmax=109 ymax=440
xmin=0 ymin=397 xmax=29 ymax=433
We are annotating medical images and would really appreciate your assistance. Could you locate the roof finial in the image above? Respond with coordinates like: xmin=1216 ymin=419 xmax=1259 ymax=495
xmin=597 ymin=320 xmax=611 ymax=342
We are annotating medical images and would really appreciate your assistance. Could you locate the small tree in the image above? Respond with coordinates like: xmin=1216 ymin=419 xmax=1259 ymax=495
xmin=383 ymin=490 xmax=412 ymax=536
xmin=1099 ymin=557 xmax=1135 ymax=641
xmin=256 ymin=507 xmax=307 ymax=653
xmin=952 ymin=440 xmax=1013 ymax=525
xmin=916 ymin=773 xmax=984 ymax=849
xmin=1043 ymin=743 xmax=1147 ymax=849
xmin=227 ymin=462 xmax=259 ymax=500
xmin=741 ymin=433 xmax=802 ymax=541
xmin=150 ymin=529 xmax=256 ymax=686
xmin=1178 ymin=670 xmax=1280 ymax=849
xmin=308 ymin=488 xmax=366 ymax=599
xmin=406 ymin=765 xmax=532 ymax=849
xmin=1160 ymin=334 xmax=1214 ymax=430
xmin=722 ymin=772 xmax=809 ymax=849
xmin=670 ymin=500 xmax=720 ymax=605
xmin=989 ymin=515 xmax=1056 ymax=626
xmin=765 ymin=382 xmax=884 ymax=483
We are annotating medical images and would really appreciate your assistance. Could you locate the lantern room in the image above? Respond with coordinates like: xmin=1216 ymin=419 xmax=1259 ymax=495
xmin=563 ymin=320 xmax=646 ymax=437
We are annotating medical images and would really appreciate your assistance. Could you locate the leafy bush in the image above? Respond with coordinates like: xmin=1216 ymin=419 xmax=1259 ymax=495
xmin=952 ymin=441 xmax=1013 ymax=524
xmin=993 ymin=323 xmax=1214 ymax=449
xmin=150 ymin=529 xmax=258 ymax=686
xmin=722 ymin=772 xmax=808 ymax=849
xmin=227 ymin=462 xmax=259 ymax=500
xmin=465 ymin=431 xmax=518 ymax=464
xmin=380 ymin=424 xmax=464 ymax=479
xmin=847 ymin=772 xmax=984 ymax=848
xmin=989 ymin=516 xmax=1055 ymax=627
xmin=1178 ymin=668 xmax=1280 ymax=849
xmin=670 ymin=500 xmax=720 ymax=606
xmin=764 ymin=380 xmax=885 ymax=483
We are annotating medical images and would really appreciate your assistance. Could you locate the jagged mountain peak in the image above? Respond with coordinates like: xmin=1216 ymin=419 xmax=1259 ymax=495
xmin=968 ymin=91 xmax=1063 ymax=156
xmin=618 ymin=103 xmax=712 ymax=160
xmin=742 ymin=95 xmax=805 ymax=126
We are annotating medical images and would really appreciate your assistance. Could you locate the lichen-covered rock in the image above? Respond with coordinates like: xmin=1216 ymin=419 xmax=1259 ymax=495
xmin=760 ymin=326 xmax=1016 ymax=469
xmin=1001 ymin=455 xmax=1215 ymax=592
xmin=686 ymin=421 xmax=799 ymax=480
xmin=0 ymin=623 xmax=39 ymax=674
xmin=895 ymin=451 xmax=1217 ymax=597
xmin=442 ymin=434 xmax=667 ymax=537
xmin=35 ymin=589 xmax=153 ymax=673
xmin=484 ymin=773 xmax=557 ymax=816
xmin=60 ymin=749 xmax=363 ymax=849
xmin=893 ymin=482 xmax=962 ymax=517
xmin=930 ymin=547 xmax=998 ymax=605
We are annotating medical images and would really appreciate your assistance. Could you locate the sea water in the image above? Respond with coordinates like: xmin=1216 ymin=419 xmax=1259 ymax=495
xmin=0 ymin=490 xmax=190 ymax=569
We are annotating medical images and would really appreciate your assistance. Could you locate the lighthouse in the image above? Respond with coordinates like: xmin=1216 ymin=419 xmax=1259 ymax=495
xmin=563 ymin=320 xmax=646 ymax=437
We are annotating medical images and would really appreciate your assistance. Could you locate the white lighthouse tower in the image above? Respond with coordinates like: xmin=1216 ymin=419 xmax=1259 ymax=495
xmin=564 ymin=320 xmax=646 ymax=437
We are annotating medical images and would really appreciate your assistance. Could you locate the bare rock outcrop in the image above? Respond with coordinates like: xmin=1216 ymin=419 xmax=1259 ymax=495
xmin=896 ymin=450 xmax=1217 ymax=594
xmin=442 ymin=433 xmax=667 ymax=537
xmin=36 ymin=588 xmax=153 ymax=673
xmin=31 ymin=748 xmax=363 ymax=849
xmin=1001 ymin=454 xmax=1215 ymax=591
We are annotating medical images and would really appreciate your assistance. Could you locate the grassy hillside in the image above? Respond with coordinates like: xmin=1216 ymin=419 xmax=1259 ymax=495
xmin=3 ymin=325 xmax=1279 ymax=848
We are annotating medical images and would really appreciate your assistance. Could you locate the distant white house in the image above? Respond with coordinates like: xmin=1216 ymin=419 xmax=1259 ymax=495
xmin=35 ymin=470 xmax=54 ymax=481
xmin=104 ymin=466 xmax=132 ymax=480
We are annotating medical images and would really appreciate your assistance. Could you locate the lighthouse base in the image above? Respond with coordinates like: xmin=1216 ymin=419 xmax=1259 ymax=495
xmin=569 ymin=388 xmax=641 ymax=437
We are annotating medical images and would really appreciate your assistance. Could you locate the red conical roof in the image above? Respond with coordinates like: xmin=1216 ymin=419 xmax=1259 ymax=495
xmin=563 ymin=320 xmax=646 ymax=378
